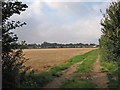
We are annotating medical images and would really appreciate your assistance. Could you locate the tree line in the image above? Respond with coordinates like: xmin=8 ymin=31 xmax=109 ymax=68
xmin=14 ymin=41 xmax=98 ymax=49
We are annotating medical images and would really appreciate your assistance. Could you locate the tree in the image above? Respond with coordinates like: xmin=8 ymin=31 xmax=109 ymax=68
xmin=99 ymin=1 xmax=120 ymax=62
xmin=99 ymin=1 xmax=120 ymax=88
xmin=17 ymin=41 xmax=28 ymax=49
xmin=2 ymin=1 xmax=32 ymax=88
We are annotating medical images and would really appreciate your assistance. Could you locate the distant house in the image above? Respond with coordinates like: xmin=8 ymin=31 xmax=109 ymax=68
xmin=93 ymin=45 xmax=97 ymax=48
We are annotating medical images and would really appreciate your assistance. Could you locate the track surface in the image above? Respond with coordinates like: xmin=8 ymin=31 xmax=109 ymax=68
xmin=44 ymin=58 xmax=87 ymax=88
xmin=44 ymin=54 xmax=109 ymax=88
xmin=90 ymin=54 xmax=108 ymax=88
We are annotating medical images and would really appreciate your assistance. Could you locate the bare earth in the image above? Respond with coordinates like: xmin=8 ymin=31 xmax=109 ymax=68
xmin=44 ymin=57 xmax=87 ymax=88
xmin=45 ymin=54 xmax=109 ymax=88
xmin=23 ymin=48 xmax=96 ymax=72
xmin=90 ymin=54 xmax=109 ymax=88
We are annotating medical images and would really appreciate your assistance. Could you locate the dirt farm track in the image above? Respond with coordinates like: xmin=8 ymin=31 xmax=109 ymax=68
xmin=23 ymin=48 xmax=97 ymax=72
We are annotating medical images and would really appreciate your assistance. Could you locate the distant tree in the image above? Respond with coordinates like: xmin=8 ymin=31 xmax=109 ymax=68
xmin=13 ymin=41 xmax=28 ymax=49
xmin=90 ymin=43 xmax=96 ymax=46
xmin=40 ymin=42 xmax=98 ymax=48
xmin=2 ymin=1 xmax=32 ymax=88
xmin=19 ymin=41 xmax=28 ymax=49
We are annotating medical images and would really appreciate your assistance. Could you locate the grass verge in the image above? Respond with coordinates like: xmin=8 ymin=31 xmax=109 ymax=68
xmin=99 ymin=50 xmax=118 ymax=89
xmin=60 ymin=79 xmax=97 ymax=88
xmin=49 ymin=50 xmax=93 ymax=72
xmin=74 ymin=49 xmax=98 ymax=74
xmin=60 ymin=49 xmax=98 ymax=88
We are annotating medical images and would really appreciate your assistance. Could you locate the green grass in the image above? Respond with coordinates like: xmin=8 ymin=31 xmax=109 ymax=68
xmin=99 ymin=50 xmax=118 ymax=89
xmin=60 ymin=79 xmax=97 ymax=88
xmin=99 ymin=56 xmax=118 ymax=73
xmin=49 ymin=50 xmax=93 ymax=73
xmin=20 ymin=71 xmax=55 ymax=88
xmin=74 ymin=49 xmax=98 ymax=74
xmin=60 ymin=49 xmax=98 ymax=88
xmin=21 ymin=49 xmax=96 ymax=88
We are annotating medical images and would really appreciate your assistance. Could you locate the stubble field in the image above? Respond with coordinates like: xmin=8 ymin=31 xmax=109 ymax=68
xmin=23 ymin=48 xmax=97 ymax=72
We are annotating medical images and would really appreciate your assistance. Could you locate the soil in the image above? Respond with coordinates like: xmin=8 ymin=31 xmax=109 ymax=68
xmin=90 ymin=54 xmax=109 ymax=88
xmin=44 ymin=58 xmax=86 ymax=88
xmin=44 ymin=54 xmax=109 ymax=88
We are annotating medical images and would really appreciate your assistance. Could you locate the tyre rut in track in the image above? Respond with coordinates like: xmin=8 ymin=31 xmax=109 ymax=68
xmin=44 ymin=57 xmax=87 ymax=88
xmin=90 ymin=54 xmax=109 ymax=88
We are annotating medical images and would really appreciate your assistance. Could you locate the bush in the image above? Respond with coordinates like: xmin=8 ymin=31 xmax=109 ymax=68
xmin=61 ymin=79 xmax=97 ymax=88
xmin=99 ymin=1 xmax=120 ymax=62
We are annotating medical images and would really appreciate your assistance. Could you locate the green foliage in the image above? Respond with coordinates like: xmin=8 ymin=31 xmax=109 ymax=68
xmin=99 ymin=1 xmax=120 ymax=62
xmin=99 ymin=2 xmax=120 ymax=88
xmin=20 ymin=70 xmax=62 ymax=88
xmin=20 ymin=72 xmax=55 ymax=88
xmin=50 ymin=64 xmax=70 ymax=72
xmin=99 ymin=51 xmax=118 ymax=89
xmin=60 ymin=79 xmax=97 ymax=88
xmin=2 ymin=1 xmax=28 ymax=54
xmin=2 ymin=1 xmax=30 ymax=88
xmin=14 ymin=41 xmax=28 ymax=49
xmin=75 ymin=50 xmax=98 ymax=74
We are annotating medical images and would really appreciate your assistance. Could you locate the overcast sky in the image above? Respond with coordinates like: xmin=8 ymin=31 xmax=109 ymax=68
xmin=10 ymin=0 xmax=112 ymax=44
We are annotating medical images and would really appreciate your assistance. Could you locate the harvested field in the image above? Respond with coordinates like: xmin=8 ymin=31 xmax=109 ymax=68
xmin=23 ymin=48 xmax=97 ymax=72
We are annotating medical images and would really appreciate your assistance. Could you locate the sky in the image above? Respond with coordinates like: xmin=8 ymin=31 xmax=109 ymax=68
xmin=9 ymin=0 xmax=113 ymax=44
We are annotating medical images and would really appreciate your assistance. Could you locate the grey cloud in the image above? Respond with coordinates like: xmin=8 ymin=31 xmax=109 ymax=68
xmin=11 ymin=2 xmax=108 ymax=44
